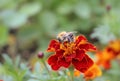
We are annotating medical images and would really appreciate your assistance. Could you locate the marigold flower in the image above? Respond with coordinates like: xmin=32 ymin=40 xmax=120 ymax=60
xmin=47 ymin=32 xmax=96 ymax=73
xmin=107 ymin=40 xmax=120 ymax=56
xmin=96 ymin=49 xmax=113 ymax=69
xmin=96 ymin=40 xmax=120 ymax=69
xmin=74 ymin=69 xmax=80 ymax=77
xmin=84 ymin=64 xmax=102 ymax=81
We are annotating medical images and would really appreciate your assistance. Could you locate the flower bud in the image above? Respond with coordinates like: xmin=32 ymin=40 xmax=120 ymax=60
xmin=106 ymin=5 xmax=111 ymax=12
xmin=38 ymin=51 xmax=44 ymax=59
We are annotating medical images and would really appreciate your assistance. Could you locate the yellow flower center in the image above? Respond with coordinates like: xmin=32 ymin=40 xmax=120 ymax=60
xmin=60 ymin=42 xmax=76 ymax=56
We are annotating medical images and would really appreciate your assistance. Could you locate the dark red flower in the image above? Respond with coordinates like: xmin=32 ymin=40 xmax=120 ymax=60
xmin=38 ymin=51 xmax=44 ymax=58
xmin=47 ymin=34 xmax=96 ymax=73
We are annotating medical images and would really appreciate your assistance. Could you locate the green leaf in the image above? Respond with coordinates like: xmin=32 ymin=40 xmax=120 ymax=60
xmin=2 ymin=54 xmax=13 ymax=66
xmin=17 ymin=26 xmax=40 ymax=50
xmin=56 ymin=3 xmax=73 ymax=15
xmin=0 ymin=0 xmax=11 ymax=8
xmin=39 ymin=11 xmax=58 ymax=34
xmin=0 ymin=64 xmax=6 ymax=74
xmin=2 ymin=75 xmax=13 ymax=81
xmin=19 ymin=69 xmax=27 ymax=80
xmin=40 ymin=11 xmax=57 ymax=29
xmin=34 ymin=62 xmax=41 ymax=73
xmin=1 ymin=10 xmax=27 ymax=28
xmin=15 ymin=55 xmax=20 ymax=68
xmin=19 ymin=2 xmax=42 ymax=16
xmin=27 ymin=79 xmax=39 ymax=81
xmin=102 ymin=11 xmax=120 ymax=37
xmin=91 ymin=25 xmax=116 ymax=44
xmin=74 ymin=3 xmax=91 ymax=19
xmin=0 ymin=27 xmax=8 ymax=46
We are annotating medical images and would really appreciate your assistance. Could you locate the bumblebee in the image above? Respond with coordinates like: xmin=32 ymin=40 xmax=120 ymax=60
xmin=57 ymin=31 xmax=76 ymax=43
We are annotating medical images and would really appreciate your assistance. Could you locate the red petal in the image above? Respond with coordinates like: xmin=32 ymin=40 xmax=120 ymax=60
xmin=103 ymin=60 xmax=111 ymax=70
xmin=48 ymin=55 xmax=61 ymax=70
xmin=75 ymin=35 xmax=87 ymax=45
xmin=51 ymin=64 xmax=60 ymax=70
xmin=56 ymin=49 xmax=64 ymax=57
xmin=79 ymin=43 xmax=96 ymax=51
xmin=65 ymin=53 xmax=76 ymax=62
xmin=75 ymin=49 xmax=85 ymax=61
xmin=47 ymin=40 xmax=60 ymax=52
xmin=48 ymin=54 xmax=58 ymax=65
xmin=72 ymin=54 xmax=94 ymax=73
xmin=106 ymin=47 xmax=118 ymax=56
xmin=58 ymin=57 xmax=71 ymax=68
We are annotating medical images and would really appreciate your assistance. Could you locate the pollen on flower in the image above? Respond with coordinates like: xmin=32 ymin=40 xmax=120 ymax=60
xmin=47 ymin=31 xmax=96 ymax=73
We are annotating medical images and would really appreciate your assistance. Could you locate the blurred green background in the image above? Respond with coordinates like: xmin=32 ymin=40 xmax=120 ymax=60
xmin=0 ymin=0 xmax=120 ymax=81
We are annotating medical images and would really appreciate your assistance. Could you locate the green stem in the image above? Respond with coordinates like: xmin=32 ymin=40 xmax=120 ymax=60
xmin=70 ymin=68 xmax=74 ymax=81
xmin=41 ymin=59 xmax=52 ymax=78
